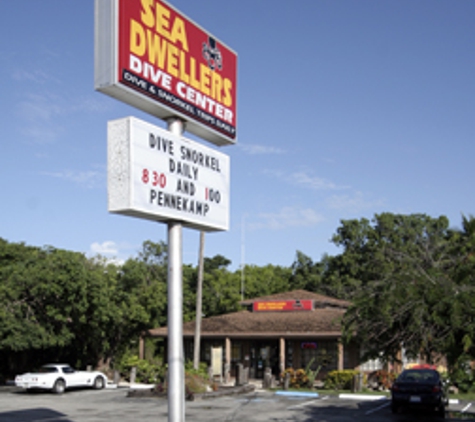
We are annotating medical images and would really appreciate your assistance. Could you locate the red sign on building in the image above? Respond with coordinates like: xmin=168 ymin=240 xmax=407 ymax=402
xmin=253 ymin=300 xmax=313 ymax=312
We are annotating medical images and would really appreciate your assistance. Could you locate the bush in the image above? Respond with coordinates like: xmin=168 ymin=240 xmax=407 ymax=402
xmin=185 ymin=360 xmax=209 ymax=379
xmin=280 ymin=358 xmax=322 ymax=390
xmin=449 ymin=359 xmax=475 ymax=393
xmin=324 ymin=370 xmax=359 ymax=390
xmin=281 ymin=368 xmax=310 ymax=389
xmin=185 ymin=373 xmax=209 ymax=394
xmin=373 ymin=370 xmax=396 ymax=390
xmin=117 ymin=354 xmax=166 ymax=384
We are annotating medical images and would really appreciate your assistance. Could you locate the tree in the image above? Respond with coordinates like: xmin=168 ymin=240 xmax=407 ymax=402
xmin=239 ymin=264 xmax=291 ymax=299
xmin=0 ymin=240 xmax=122 ymax=372
xmin=338 ymin=213 xmax=472 ymax=364
xmin=289 ymin=251 xmax=322 ymax=292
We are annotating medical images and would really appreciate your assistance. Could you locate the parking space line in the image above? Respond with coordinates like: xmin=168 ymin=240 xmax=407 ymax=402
xmin=365 ymin=401 xmax=390 ymax=415
xmin=461 ymin=402 xmax=472 ymax=413
xmin=287 ymin=399 xmax=319 ymax=410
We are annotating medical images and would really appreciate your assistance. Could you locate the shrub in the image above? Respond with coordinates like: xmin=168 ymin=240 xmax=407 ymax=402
xmin=374 ymin=370 xmax=396 ymax=390
xmin=185 ymin=372 xmax=209 ymax=394
xmin=280 ymin=358 xmax=322 ymax=390
xmin=117 ymin=354 xmax=166 ymax=384
xmin=185 ymin=360 xmax=209 ymax=379
xmin=281 ymin=368 xmax=310 ymax=389
xmin=324 ymin=370 xmax=359 ymax=390
xmin=449 ymin=359 xmax=475 ymax=393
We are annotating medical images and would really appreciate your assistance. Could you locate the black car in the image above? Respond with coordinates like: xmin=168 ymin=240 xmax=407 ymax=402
xmin=391 ymin=368 xmax=448 ymax=417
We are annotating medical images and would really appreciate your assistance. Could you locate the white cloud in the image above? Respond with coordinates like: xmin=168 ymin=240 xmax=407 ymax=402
xmin=88 ymin=240 xmax=141 ymax=266
xmin=41 ymin=167 xmax=105 ymax=189
xmin=289 ymin=171 xmax=349 ymax=191
xmin=18 ymin=92 xmax=63 ymax=122
xmin=12 ymin=69 xmax=50 ymax=84
xmin=326 ymin=191 xmax=386 ymax=213
xmin=90 ymin=241 xmax=118 ymax=255
xmin=250 ymin=207 xmax=324 ymax=230
xmin=264 ymin=169 xmax=349 ymax=191
xmin=239 ymin=143 xmax=285 ymax=155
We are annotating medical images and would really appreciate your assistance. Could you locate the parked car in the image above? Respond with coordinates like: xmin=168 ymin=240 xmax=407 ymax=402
xmin=15 ymin=364 xmax=108 ymax=394
xmin=391 ymin=367 xmax=448 ymax=417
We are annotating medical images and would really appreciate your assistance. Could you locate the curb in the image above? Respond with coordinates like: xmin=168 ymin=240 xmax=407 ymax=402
xmin=275 ymin=391 xmax=319 ymax=398
xmin=339 ymin=393 xmax=387 ymax=401
xmin=128 ymin=383 xmax=155 ymax=390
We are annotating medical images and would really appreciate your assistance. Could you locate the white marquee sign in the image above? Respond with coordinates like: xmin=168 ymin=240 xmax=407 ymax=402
xmin=108 ymin=117 xmax=229 ymax=231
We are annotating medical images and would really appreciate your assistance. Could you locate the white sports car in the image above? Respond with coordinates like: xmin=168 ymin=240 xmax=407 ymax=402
xmin=15 ymin=364 xmax=108 ymax=394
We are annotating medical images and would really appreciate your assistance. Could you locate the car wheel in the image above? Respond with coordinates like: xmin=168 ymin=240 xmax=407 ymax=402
xmin=437 ymin=404 xmax=445 ymax=419
xmin=93 ymin=376 xmax=105 ymax=389
xmin=391 ymin=403 xmax=398 ymax=414
xmin=53 ymin=379 xmax=66 ymax=394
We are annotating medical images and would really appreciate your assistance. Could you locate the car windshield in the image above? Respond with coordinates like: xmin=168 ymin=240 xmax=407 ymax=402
xmin=38 ymin=366 xmax=58 ymax=373
xmin=399 ymin=369 xmax=438 ymax=383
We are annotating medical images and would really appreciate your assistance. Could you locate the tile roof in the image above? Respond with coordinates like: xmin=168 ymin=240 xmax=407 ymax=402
xmin=148 ymin=290 xmax=348 ymax=339
xmin=240 ymin=289 xmax=350 ymax=309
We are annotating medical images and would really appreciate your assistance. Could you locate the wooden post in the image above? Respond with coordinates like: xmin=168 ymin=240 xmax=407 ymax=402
xmin=193 ymin=231 xmax=205 ymax=370
xmin=279 ymin=337 xmax=285 ymax=374
xmin=225 ymin=337 xmax=231 ymax=383
xmin=338 ymin=341 xmax=344 ymax=371
xmin=139 ymin=336 xmax=145 ymax=360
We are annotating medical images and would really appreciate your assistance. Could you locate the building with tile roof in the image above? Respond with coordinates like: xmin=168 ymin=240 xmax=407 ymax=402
xmin=146 ymin=290 xmax=361 ymax=380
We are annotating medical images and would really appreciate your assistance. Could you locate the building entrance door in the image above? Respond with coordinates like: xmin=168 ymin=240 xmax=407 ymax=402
xmin=249 ymin=340 xmax=279 ymax=379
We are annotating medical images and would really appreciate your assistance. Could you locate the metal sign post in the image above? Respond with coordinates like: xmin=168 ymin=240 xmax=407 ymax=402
xmin=167 ymin=118 xmax=185 ymax=422
xmin=98 ymin=3 xmax=236 ymax=420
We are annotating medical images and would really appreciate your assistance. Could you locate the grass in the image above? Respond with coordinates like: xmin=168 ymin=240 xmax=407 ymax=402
xmin=451 ymin=392 xmax=475 ymax=402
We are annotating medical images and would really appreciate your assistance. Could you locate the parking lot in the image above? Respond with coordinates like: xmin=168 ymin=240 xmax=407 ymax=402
xmin=1 ymin=387 xmax=475 ymax=422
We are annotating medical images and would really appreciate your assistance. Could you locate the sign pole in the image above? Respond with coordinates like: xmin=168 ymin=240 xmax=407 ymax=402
xmin=167 ymin=117 xmax=186 ymax=422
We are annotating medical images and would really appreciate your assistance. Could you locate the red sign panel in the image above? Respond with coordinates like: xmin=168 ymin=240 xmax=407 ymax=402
xmin=301 ymin=342 xmax=317 ymax=350
xmin=95 ymin=0 xmax=238 ymax=146
xmin=253 ymin=300 xmax=313 ymax=312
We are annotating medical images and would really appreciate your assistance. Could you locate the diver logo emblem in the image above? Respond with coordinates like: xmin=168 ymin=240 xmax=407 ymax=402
xmin=203 ymin=36 xmax=223 ymax=71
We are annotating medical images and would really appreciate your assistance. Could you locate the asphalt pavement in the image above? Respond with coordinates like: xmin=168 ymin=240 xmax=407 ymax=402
xmin=0 ymin=386 xmax=474 ymax=422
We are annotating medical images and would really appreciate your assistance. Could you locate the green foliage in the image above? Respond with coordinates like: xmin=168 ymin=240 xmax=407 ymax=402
xmin=324 ymin=370 xmax=360 ymax=390
xmin=281 ymin=368 xmax=310 ymax=389
xmin=185 ymin=360 xmax=208 ymax=379
xmin=185 ymin=373 xmax=209 ymax=394
xmin=0 ymin=239 xmax=169 ymax=376
xmin=239 ymin=264 xmax=292 ymax=299
xmin=449 ymin=356 xmax=475 ymax=393
xmin=338 ymin=213 xmax=475 ymax=367
xmin=281 ymin=359 xmax=321 ymax=389
xmin=289 ymin=251 xmax=322 ymax=292
xmin=117 ymin=353 xmax=166 ymax=384
xmin=373 ymin=370 xmax=397 ymax=389
xmin=305 ymin=358 xmax=321 ymax=389
xmin=3 ymin=212 xmax=475 ymax=383
xmin=184 ymin=361 xmax=210 ymax=394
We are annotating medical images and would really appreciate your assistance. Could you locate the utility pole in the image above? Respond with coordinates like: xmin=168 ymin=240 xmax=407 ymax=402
xmin=193 ymin=231 xmax=205 ymax=370
xmin=241 ymin=215 xmax=245 ymax=300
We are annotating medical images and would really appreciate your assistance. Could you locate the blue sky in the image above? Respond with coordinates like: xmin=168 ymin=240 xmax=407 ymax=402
xmin=1 ymin=1 xmax=474 ymax=270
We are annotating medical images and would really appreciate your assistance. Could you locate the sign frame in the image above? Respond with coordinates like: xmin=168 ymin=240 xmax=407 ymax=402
xmin=95 ymin=0 xmax=238 ymax=147
xmin=252 ymin=300 xmax=314 ymax=312
xmin=108 ymin=116 xmax=230 ymax=232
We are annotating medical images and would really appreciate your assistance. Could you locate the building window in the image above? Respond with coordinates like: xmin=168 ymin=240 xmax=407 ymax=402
xmin=359 ymin=349 xmax=384 ymax=372
xmin=184 ymin=339 xmax=194 ymax=362
xmin=359 ymin=358 xmax=383 ymax=372
xmin=231 ymin=342 xmax=242 ymax=362
xmin=301 ymin=340 xmax=337 ymax=371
